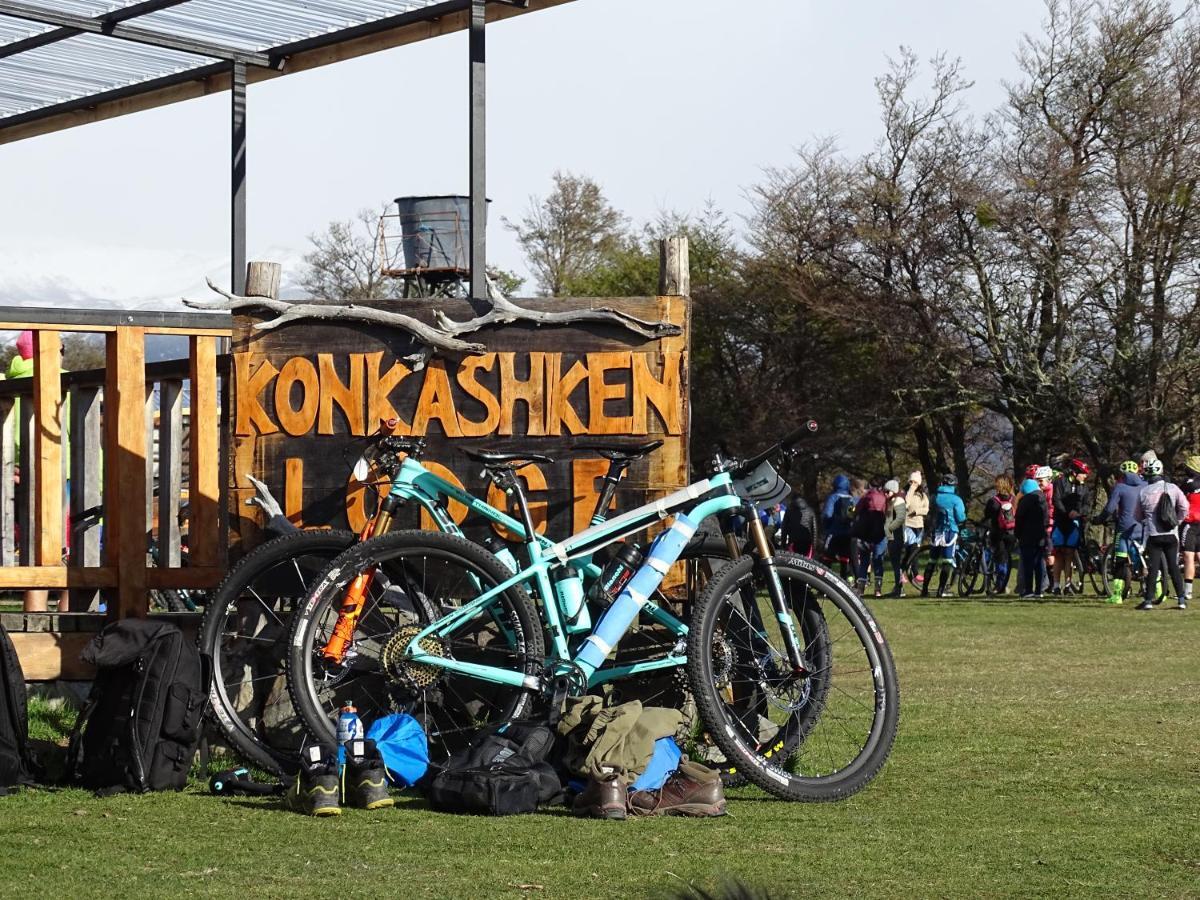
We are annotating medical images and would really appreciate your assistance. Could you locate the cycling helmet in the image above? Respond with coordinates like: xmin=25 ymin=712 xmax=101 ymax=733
xmin=940 ymin=473 xmax=957 ymax=486
xmin=1035 ymin=466 xmax=1054 ymax=481
xmin=1069 ymin=458 xmax=1090 ymax=476
xmin=1119 ymin=460 xmax=1140 ymax=474
xmin=1185 ymin=454 xmax=1200 ymax=475
xmin=1024 ymin=463 xmax=1041 ymax=478
xmin=1144 ymin=458 xmax=1164 ymax=476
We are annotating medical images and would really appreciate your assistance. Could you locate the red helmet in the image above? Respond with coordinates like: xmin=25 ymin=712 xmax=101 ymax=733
xmin=1069 ymin=458 xmax=1090 ymax=476
xmin=1024 ymin=464 xmax=1040 ymax=478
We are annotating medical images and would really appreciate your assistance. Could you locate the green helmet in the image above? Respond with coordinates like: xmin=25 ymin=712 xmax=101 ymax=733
xmin=1119 ymin=460 xmax=1139 ymax=474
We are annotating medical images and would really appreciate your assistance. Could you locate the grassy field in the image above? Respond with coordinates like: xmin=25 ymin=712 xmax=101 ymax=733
xmin=2 ymin=597 xmax=1198 ymax=899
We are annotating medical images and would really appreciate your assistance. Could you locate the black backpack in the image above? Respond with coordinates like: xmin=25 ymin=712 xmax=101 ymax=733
xmin=1155 ymin=489 xmax=1180 ymax=531
xmin=0 ymin=622 xmax=34 ymax=794
xmin=68 ymin=619 xmax=209 ymax=794
xmin=425 ymin=721 xmax=562 ymax=816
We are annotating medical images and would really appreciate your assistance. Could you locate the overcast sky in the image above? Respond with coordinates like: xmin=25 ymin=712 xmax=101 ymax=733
xmin=0 ymin=0 xmax=1049 ymax=309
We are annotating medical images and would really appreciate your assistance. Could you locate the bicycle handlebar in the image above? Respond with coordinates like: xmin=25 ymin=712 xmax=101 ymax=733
xmin=723 ymin=420 xmax=819 ymax=478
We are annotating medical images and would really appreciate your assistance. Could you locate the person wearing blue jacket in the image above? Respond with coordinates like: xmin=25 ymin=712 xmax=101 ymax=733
xmin=822 ymin=474 xmax=855 ymax=577
xmin=1096 ymin=460 xmax=1145 ymax=604
xmin=920 ymin=474 xmax=968 ymax=598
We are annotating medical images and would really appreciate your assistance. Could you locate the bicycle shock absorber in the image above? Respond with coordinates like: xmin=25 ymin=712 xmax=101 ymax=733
xmin=321 ymin=495 xmax=401 ymax=663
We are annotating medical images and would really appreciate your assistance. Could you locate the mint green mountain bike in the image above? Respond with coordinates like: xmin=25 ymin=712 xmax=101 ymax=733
xmin=288 ymin=428 xmax=899 ymax=801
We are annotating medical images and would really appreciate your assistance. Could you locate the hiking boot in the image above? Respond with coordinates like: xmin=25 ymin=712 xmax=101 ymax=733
xmin=286 ymin=745 xmax=341 ymax=817
xmin=1107 ymin=578 xmax=1124 ymax=605
xmin=572 ymin=772 xmax=627 ymax=820
xmin=344 ymin=739 xmax=394 ymax=810
xmin=629 ymin=759 xmax=726 ymax=818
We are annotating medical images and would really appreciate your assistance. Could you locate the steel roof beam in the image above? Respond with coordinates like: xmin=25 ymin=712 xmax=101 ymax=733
xmin=0 ymin=0 xmax=192 ymax=61
xmin=0 ymin=0 xmax=279 ymax=67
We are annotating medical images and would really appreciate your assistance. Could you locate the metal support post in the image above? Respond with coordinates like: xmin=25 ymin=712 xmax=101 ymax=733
xmin=231 ymin=61 xmax=247 ymax=296
xmin=469 ymin=0 xmax=486 ymax=300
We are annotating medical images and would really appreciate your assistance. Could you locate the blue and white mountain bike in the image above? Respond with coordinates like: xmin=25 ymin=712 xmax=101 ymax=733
xmin=287 ymin=427 xmax=899 ymax=801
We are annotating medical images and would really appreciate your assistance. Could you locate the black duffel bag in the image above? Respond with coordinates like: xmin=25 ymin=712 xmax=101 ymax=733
xmin=425 ymin=721 xmax=562 ymax=816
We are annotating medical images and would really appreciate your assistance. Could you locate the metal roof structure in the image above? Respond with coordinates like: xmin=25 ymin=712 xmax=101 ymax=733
xmin=0 ymin=0 xmax=574 ymax=299
xmin=0 ymin=0 xmax=570 ymax=144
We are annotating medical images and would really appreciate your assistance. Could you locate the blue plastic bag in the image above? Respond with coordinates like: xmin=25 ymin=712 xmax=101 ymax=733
xmin=365 ymin=713 xmax=429 ymax=787
xmin=631 ymin=737 xmax=682 ymax=791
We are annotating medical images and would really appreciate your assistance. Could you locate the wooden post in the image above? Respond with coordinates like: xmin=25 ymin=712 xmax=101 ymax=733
xmin=658 ymin=236 xmax=690 ymax=297
xmin=157 ymin=380 xmax=184 ymax=567
xmin=68 ymin=386 xmax=102 ymax=611
xmin=189 ymin=335 xmax=220 ymax=567
xmin=26 ymin=330 xmax=63 ymax=613
xmin=245 ymin=261 xmax=282 ymax=300
xmin=17 ymin=391 xmax=33 ymax=566
xmin=0 ymin=398 xmax=14 ymax=567
xmin=104 ymin=327 xmax=148 ymax=619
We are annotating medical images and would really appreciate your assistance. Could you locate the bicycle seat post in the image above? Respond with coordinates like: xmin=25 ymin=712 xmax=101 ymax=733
xmin=493 ymin=466 xmax=539 ymax=548
xmin=588 ymin=457 xmax=631 ymax=526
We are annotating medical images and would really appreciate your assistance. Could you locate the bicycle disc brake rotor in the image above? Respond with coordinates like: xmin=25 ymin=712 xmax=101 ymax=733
xmin=381 ymin=625 xmax=448 ymax=689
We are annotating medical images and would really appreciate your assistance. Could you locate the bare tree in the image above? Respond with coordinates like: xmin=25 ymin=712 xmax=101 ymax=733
xmin=504 ymin=171 xmax=627 ymax=295
xmin=299 ymin=206 xmax=389 ymax=302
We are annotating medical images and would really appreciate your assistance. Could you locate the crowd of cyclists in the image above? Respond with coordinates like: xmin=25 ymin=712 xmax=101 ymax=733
xmin=773 ymin=451 xmax=1200 ymax=610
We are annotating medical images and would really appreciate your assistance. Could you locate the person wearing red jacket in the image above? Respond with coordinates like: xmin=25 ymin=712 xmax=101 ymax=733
xmin=1180 ymin=455 xmax=1200 ymax=603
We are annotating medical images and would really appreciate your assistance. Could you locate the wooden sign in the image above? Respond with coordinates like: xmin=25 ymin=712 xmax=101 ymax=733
xmin=228 ymin=296 xmax=690 ymax=552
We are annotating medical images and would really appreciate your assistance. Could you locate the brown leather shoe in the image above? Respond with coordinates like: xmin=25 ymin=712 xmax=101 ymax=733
xmin=629 ymin=759 xmax=727 ymax=817
xmin=572 ymin=772 xmax=628 ymax=820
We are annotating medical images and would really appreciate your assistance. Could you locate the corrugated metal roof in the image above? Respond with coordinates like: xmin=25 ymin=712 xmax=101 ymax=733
xmin=0 ymin=0 xmax=569 ymax=140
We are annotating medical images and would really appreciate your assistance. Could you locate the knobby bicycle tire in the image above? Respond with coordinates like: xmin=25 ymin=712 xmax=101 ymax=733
xmin=286 ymin=530 xmax=545 ymax=765
xmin=199 ymin=529 xmax=358 ymax=774
xmin=687 ymin=553 xmax=899 ymax=802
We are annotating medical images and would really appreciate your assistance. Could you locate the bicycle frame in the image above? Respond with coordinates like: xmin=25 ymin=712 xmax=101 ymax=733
xmin=400 ymin=471 xmax=744 ymax=692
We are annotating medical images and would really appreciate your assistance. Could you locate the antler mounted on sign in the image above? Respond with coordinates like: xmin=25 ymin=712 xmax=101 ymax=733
xmin=184 ymin=252 xmax=683 ymax=367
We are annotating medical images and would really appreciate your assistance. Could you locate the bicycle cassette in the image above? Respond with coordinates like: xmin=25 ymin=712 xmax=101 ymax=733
xmin=381 ymin=625 xmax=447 ymax=689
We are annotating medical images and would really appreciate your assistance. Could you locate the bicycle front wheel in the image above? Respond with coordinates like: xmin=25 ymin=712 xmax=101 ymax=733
xmin=287 ymin=530 xmax=544 ymax=765
xmin=687 ymin=553 xmax=899 ymax=802
xmin=199 ymin=528 xmax=358 ymax=773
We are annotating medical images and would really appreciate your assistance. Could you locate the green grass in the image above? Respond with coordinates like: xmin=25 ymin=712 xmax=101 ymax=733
xmin=4 ymin=598 xmax=1199 ymax=898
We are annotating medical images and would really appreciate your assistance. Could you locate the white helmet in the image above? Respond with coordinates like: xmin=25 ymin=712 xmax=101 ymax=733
xmin=1144 ymin=458 xmax=1164 ymax=476
xmin=1035 ymin=466 xmax=1053 ymax=480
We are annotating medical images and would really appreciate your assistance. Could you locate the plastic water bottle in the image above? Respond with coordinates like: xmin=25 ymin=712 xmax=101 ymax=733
xmin=336 ymin=705 xmax=363 ymax=770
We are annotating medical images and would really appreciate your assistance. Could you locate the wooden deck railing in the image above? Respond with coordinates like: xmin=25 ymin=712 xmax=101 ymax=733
xmin=0 ymin=308 xmax=232 ymax=618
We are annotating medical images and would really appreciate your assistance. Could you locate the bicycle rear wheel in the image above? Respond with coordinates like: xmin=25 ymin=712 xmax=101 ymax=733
xmin=199 ymin=529 xmax=358 ymax=774
xmin=687 ymin=553 xmax=899 ymax=801
xmin=287 ymin=530 xmax=544 ymax=765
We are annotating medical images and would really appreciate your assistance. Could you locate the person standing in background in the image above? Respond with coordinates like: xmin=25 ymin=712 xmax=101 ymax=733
xmin=780 ymin=489 xmax=816 ymax=557
xmin=822 ymin=474 xmax=856 ymax=578
xmin=1178 ymin=456 xmax=1200 ymax=604
xmin=1096 ymin=460 xmax=1146 ymax=605
xmin=884 ymin=479 xmax=908 ymax=597
xmin=983 ymin=474 xmax=1019 ymax=594
xmin=1135 ymin=459 xmax=1188 ymax=610
xmin=850 ymin=476 xmax=888 ymax=598
xmin=1016 ymin=477 xmax=1050 ymax=598
xmin=1050 ymin=460 xmax=1093 ymax=595
xmin=902 ymin=471 xmax=929 ymax=586
xmin=921 ymin=474 xmax=967 ymax=598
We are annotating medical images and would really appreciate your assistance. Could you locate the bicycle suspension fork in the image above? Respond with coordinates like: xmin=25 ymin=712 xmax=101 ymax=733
xmin=745 ymin=509 xmax=808 ymax=675
xmin=321 ymin=493 xmax=402 ymax=663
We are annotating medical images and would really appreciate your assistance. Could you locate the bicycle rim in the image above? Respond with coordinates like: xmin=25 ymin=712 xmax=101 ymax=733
xmin=288 ymin=531 xmax=544 ymax=765
xmin=688 ymin=554 xmax=898 ymax=801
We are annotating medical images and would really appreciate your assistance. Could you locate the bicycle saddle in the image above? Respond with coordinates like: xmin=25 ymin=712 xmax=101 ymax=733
xmin=574 ymin=439 xmax=664 ymax=461
xmin=462 ymin=448 xmax=556 ymax=467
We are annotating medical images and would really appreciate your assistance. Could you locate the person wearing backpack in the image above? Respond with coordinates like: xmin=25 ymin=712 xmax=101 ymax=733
xmin=921 ymin=474 xmax=967 ymax=598
xmin=822 ymin=474 xmax=855 ymax=578
xmin=1050 ymin=459 xmax=1093 ymax=596
xmin=850 ymin=476 xmax=889 ymax=598
xmin=884 ymin=479 xmax=908 ymax=597
xmin=1016 ymin=477 xmax=1050 ymax=598
xmin=1134 ymin=458 xmax=1188 ymax=610
xmin=780 ymin=490 xmax=817 ymax=557
xmin=983 ymin=474 xmax=1019 ymax=594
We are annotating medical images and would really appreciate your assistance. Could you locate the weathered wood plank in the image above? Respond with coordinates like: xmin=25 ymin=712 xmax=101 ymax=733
xmin=157 ymin=379 xmax=184 ymax=567
xmin=0 ymin=566 xmax=115 ymax=589
xmin=68 ymin=385 xmax=103 ymax=611
xmin=9 ymin=631 xmax=95 ymax=681
xmin=0 ymin=398 xmax=14 ymax=567
xmin=145 ymin=383 xmax=157 ymax=531
xmin=145 ymin=566 xmax=223 ymax=590
xmin=189 ymin=335 xmax=220 ymax=567
xmin=658 ymin=236 xmax=690 ymax=297
xmin=104 ymin=327 xmax=148 ymax=619
xmin=17 ymin=388 xmax=34 ymax=565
